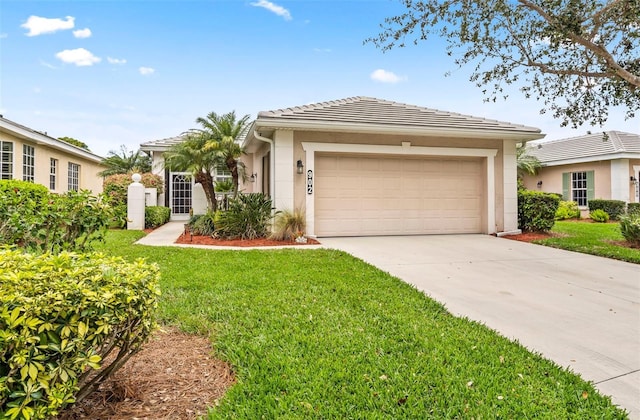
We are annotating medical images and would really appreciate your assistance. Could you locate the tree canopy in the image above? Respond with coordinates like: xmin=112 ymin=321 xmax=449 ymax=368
xmin=368 ymin=0 xmax=639 ymax=128
xmin=98 ymin=145 xmax=152 ymax=177
xmin=59 ymin=136 xmax=90 ymax=151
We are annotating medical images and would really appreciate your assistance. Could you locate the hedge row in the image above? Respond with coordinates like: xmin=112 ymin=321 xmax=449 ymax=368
xmin=518 ymin=190 xmax=560 ymax=232
xmin=587 ymin=199 xmax=626 ymax=220
xmin=145 ymin=206 xmax=171 ymax=229
xmin=0 ymin=249 xmax=160 ymax=419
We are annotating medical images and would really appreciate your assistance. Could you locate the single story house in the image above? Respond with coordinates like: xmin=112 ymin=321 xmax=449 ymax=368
xmin=0 ymin=116 xmax=105 ymax=193
xmin=142 ymin=96 xmax=544 ymax=236
xmin=522 ymin=131 xmax=640 ymax=210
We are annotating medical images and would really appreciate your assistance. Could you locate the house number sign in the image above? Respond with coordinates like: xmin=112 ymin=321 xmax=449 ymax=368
xmin=307 ymin=170 xmax=313 ymax=195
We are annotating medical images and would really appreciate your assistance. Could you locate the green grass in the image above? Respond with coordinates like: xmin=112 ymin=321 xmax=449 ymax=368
xmin=534 ymin=221 xmax=640 ymax=264
xmin=94 ymin=231 xmax=626 ymax=419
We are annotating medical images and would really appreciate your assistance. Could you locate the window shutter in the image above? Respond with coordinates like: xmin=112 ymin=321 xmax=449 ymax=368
xmin=586 ymin=170 xmax=595 ymax=200
xmin=562 ymin=172 xmax=570 ymax=200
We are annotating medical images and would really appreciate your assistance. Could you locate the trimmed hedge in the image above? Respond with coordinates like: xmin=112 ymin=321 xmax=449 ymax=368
xmin=0 ymin=249 xmax=160 ymax=419
xmin=0 ymin=180 xmax=113 ymax=253
xmin=145 ymin=206 xmax=171 ymax=229
xmin=627 ymin=203 xmax=640 ymax=217
xmin=518 ymin=190 xmax=560 ymax=232
xmin=588 ymin=199 xmax=625 ymax=220
xmin=103 ymin=173 xmax=163 ymax=228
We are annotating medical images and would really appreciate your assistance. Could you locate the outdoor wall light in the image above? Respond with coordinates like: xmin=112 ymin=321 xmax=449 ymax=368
xmin=297 ymin=159 xmax=304 ymax=175
xmin=537 ymin=180 xmax=543 ymax=187
xmin=631 ymin=176 xmax=638 ymax=182
xmin=250 ymin=173 xmax=258 ymax=183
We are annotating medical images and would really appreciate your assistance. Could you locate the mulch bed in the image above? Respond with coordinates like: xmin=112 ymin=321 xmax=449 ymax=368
xmin=501 ymin=231 xmax=554 ymax=243
xmin=175 ymin=233 xmax=320 ymax=247
xmin=57 ymin=327 xmax=235 ymax=420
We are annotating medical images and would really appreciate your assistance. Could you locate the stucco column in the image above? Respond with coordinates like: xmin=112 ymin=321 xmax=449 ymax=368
xmin=273 ymin=130 xmax=294 ymax=211
xmin=610 ymin=159 xmax=630 ymax=202
xmin=127 ymin=173 xmax=145 ymax=230
xmin=502 ymin=140 xmax=519 ymax=233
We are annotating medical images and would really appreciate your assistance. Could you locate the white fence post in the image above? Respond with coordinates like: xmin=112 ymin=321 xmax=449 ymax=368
xmin=127 ymin=173 xmax=145 ymax=230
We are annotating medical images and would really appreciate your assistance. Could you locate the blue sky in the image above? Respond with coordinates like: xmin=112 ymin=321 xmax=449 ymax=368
xmin=1 ymin=0 xmax=637 ymax=157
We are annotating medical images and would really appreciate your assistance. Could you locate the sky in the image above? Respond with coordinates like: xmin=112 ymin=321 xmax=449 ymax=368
xmin=1 ymin=0 xmax=638 ymax=158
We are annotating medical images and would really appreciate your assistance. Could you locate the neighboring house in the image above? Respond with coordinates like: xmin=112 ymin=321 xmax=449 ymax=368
xmin=0 ymin=116 xmax=105 ymax=193
xmin=523 ymin=131 xmax=640 ymax=212
xmin=143 ymin=96 xmax=544 ymax=236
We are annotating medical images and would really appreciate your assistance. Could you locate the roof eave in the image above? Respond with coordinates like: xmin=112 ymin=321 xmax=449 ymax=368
xmin=253 ymin=118 xmax=544 ymax=141
xmin=539 ymin=152 xmax=640 ymax=166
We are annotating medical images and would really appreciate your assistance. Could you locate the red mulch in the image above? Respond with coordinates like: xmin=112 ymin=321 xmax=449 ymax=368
xmin=175 ymin=233 xmax=320 ymax=247
xmin=502 ymin=231 xmax=554 ymax=243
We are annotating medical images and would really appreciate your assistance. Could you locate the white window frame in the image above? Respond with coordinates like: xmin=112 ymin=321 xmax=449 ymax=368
xmin=571 ymin=171 xmax=588 ymax=207
xmin=22 ymin=144 xmax=35 ymax=182
xmin=68 ymin=162 xmax=80 ymax=191
xmin=214 ymin=163 xmax=232 ymax=183
xmin=0 ymin=141 xmax=13 ymax=180
xmin=50 ymin=158 xmax=58 ymax=190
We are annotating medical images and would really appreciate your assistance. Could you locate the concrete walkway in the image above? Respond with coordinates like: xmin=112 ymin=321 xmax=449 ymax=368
xmin=321 ymin=235 xmax=640 ymax=418
xmin=138 ymin=225 xmax=639 ymax=416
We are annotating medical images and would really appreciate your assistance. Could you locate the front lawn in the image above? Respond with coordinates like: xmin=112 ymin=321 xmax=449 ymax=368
xmin=94 ymin=231 xmax=626 ymax=418
xmin=534 ymin=220 xmax=640 ymax=264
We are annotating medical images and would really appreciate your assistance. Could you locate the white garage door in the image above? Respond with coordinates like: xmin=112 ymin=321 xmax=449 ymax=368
xmin=315 ymin=154 xmax=483 ymax=236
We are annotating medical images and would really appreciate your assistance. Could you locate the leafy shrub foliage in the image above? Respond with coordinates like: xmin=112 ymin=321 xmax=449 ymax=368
xmin=587 ymin=199 xmax=625 ymax=220
xmin=619 ymin=215 xmax=640 ymax=247
xmin=188 ymin=211 xmax=217 ymax=236
xmin=215 ymin=193 xmax=273 ymax=239
xmin=0 ymin=180 xmax=113 ymax=253
xmin=627 ymin=203 xmax=640 ymax=217
xmin=0 ymin=249 xmax=160 ymax=419
xmin=555 ymin=200 xmax=581 ymax=220
xmin=517 ymin=190 xmax=560 ymax=232
xmin=103 ymin=173 xmax=163 ymax=227
xmin=144 ymin=206 xmax=171 ymax=229
xmin=589 ymin=209 xmax=610 ymax=223
xmin=270 ymin=209 xmax=306 ymax=241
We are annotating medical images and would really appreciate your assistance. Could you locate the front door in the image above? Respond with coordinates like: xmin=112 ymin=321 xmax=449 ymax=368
xmin=170 ymin=172 xmax=193 ymax=220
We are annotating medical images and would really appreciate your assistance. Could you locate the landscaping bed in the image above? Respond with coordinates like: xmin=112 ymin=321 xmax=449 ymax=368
xmin=175 ymin=232 xmax=320 ymax=247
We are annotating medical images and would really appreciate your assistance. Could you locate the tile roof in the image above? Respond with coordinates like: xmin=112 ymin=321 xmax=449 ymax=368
xmin=257 ymin=96 xmax=542 ymax=135
xmin=528 ymin=131 xmax=640 ymax=164
xmin=140 ymin=125 xmax=251 ymax=151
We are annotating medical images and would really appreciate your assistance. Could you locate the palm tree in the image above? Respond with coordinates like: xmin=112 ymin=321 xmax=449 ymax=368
xmin=163 ymin=132 xmax=218 ymax=210
xmin=195 ymin=111 xmax=251 ymax=198
xmin=99 ymin=145 xmax=152 ymax=177
xmin=516 ymin=144 xmax=542 ymax=179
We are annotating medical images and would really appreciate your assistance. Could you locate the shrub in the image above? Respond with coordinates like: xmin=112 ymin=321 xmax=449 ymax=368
xmin=517 ymin=190 xmax=560 ymax=232
xmin=270 ymin=209 xmax=306 ymax=241
xmin=589 ymin=209 xmax=610 ymax=223
xmin=188 ymin=211 xmax=217 ymax=236
xmin=145 ymin=206 xmax=171 ymax=229
xmin=627 ymin=203 xmax=640 ymax=217
xmin=215 ymin=193 xmax=273 ymax=239
xmin=0 ymin=181 xmax=113 ymax=253
xmin=588 ymin=199 xmax=625 ymax=220
xmin=214 ymin=179 xmax=234 ymax=193
xmin=555 ymin=200 xmax=581 ymax=220
xmin=0 ymin=249 xmax=160 ymax=419
xmin=619 ymin=214 xmax=640 ymax=247
xmin=103 ymin=173 xmax=163 ymax=227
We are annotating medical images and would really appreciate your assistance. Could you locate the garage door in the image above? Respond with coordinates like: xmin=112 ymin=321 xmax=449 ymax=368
xmin=315 ymin=154 xmax=483 ymax=236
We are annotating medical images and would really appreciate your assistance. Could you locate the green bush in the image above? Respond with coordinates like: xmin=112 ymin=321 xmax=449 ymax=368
xmin=188 ymin=211 xmax=217 ymax=236
xmin=215 ymin=193 xmax=273 ymax=239
xmin=103 ymin=173 xmax=163 ymax=228
xmin=627 ymin=202 xmax=640 ymax=217
xmin=589 ymin=209 xmax=610 ymax=223
xmin=619 ymin=214 xmax=640 ymax=247
xmin=144 ymin=206 xmax=171 ymax=229
xmin=0 ymin=249 xmax=160 ymax=419
xmin=0 ymin=181 xmax=113 ymax=253
xmin=588 ymin=199 xmax=625 ymax=220
xmin=555 ymin=200 xmax=581 ymax=220
xmin=270 ymin=208 xmax=305 ymax=241
xmin=517 ymin=190 xmax=560 ymax=232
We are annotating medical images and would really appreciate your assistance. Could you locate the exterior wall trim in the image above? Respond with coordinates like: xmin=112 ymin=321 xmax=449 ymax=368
xmin=300 ymin=142 xmax=498 ymax=237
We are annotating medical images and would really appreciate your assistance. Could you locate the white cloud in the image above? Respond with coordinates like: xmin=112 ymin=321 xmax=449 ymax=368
xmin=73 ymin=28 xmax=92 ymax=38
xmin=139 ymin=66 xmax=155 ymax=75
xmin=250 ymin=0 xmax=292 ymax=21
xmin=39 ymin=60 xmax=58 ymax=70
xmin=370 ymin=69 xmax=407 ymax=84
xmin=107 ymin=57 xmax=127 ymax=65
xmin=55 ymin=48 xmax=101 ymax=66
xmin=313 ymin=48 xmax=332 ymax=53
xmin=0 ymin=33 xmax=7 ymax=39
xmin=21 ymin=15 xmax=74 ymax=36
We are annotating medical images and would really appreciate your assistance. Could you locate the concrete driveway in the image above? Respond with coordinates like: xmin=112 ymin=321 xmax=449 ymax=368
xmin=320 ymin=235 xmax=640 ymax=418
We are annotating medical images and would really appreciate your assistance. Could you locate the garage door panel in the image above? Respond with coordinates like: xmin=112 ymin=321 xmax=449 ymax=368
xmin=315 ymin=155 xmax=483 ymax=236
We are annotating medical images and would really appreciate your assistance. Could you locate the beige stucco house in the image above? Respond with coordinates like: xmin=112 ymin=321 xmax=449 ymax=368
xmin=523 ymin=131 xmax=640 ymax=212
xmin=143 ymin=97 xmax=544 ymax=236
xmin=0 ymin=116 xmax=105 ymax=193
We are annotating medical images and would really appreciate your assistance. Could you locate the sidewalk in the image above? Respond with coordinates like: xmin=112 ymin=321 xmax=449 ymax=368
xmin=135 ymin=221 xmax=324 ymax=250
